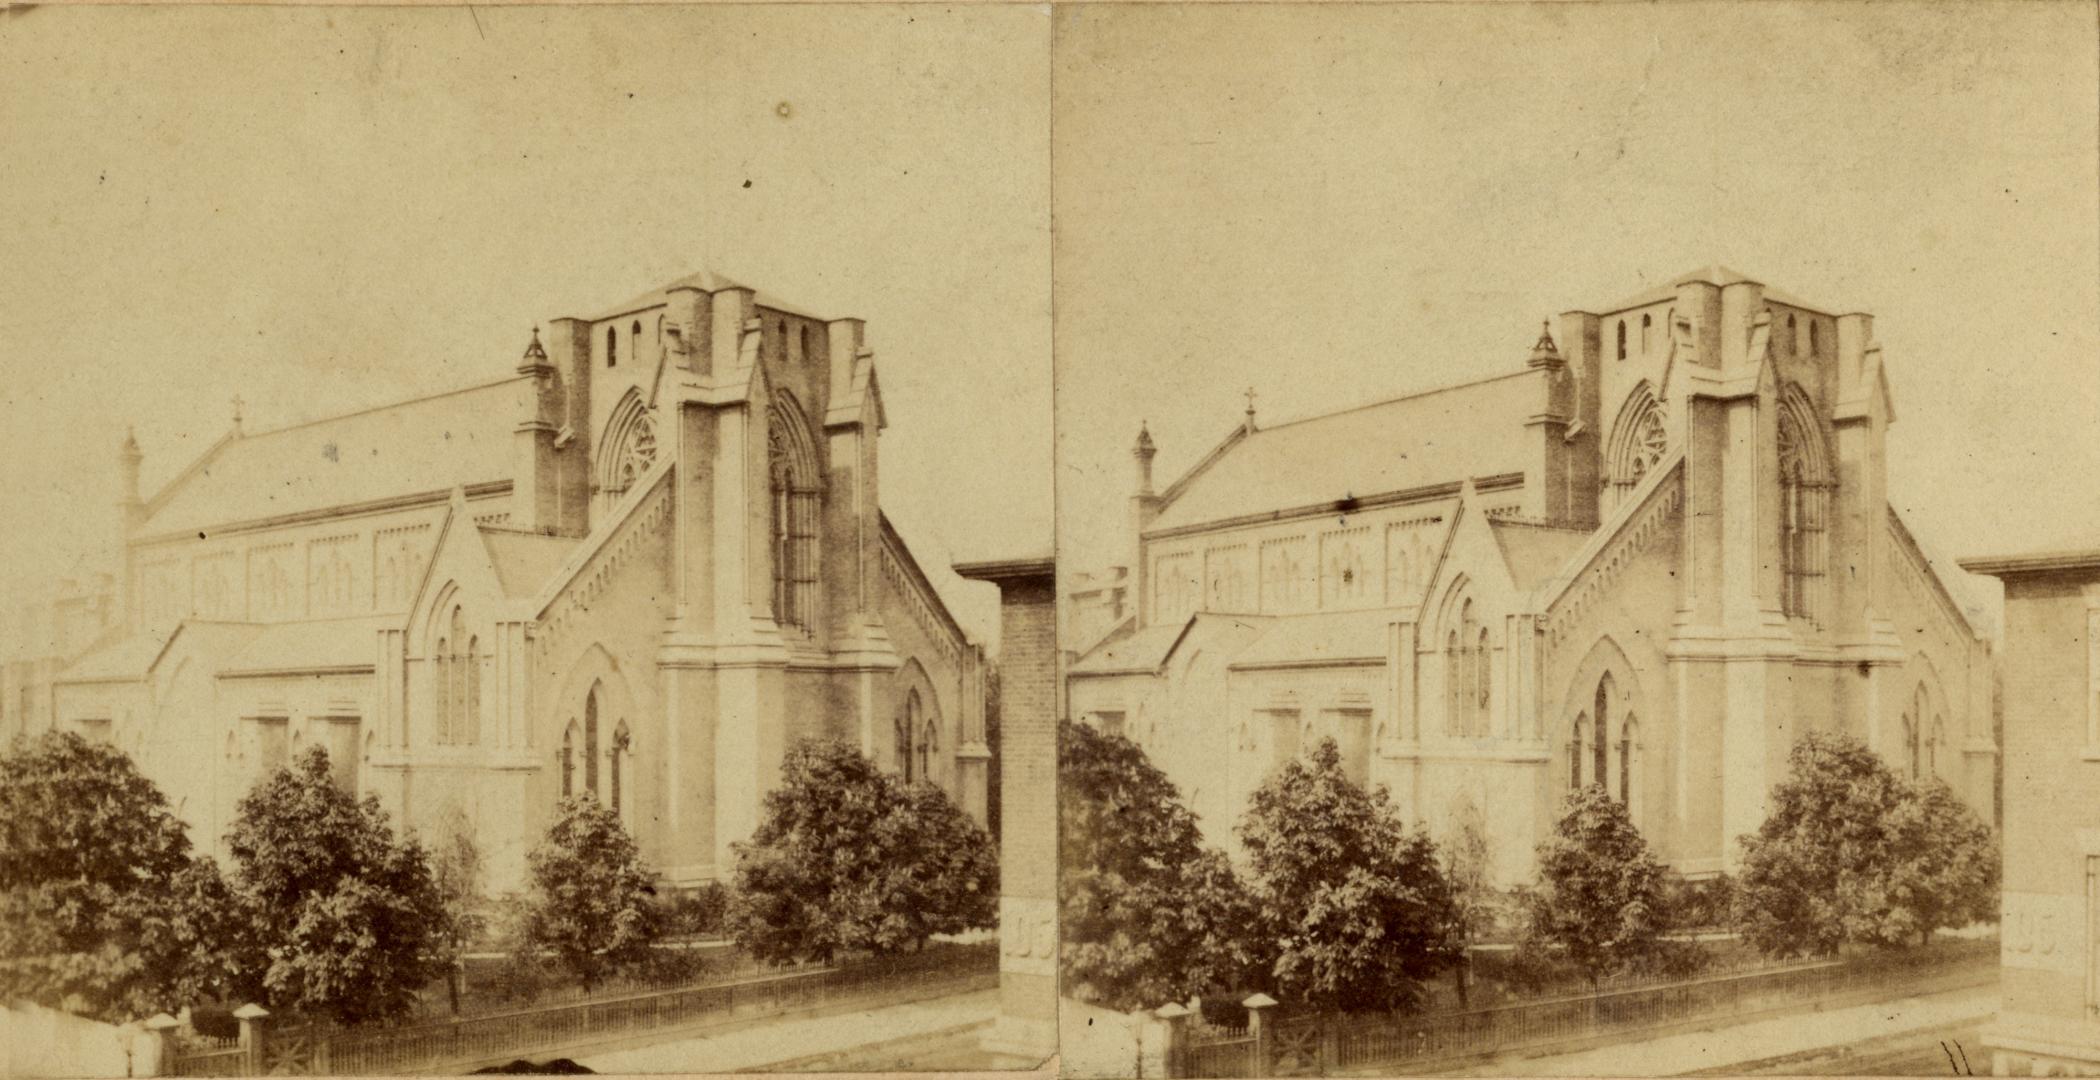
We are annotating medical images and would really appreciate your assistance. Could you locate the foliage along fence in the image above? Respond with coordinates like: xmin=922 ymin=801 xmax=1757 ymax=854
xmin=1174 ymin=937 xmax=1997 ymax=1078
xmin=171 ymin=942 xmax=998 ymax=1076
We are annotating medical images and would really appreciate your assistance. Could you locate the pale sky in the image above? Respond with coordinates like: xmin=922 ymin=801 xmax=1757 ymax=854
xmin=0 ymin=4 xmax=1052 ymax=649
xmin=1053 ymin=1 xmax=2100 ymax=628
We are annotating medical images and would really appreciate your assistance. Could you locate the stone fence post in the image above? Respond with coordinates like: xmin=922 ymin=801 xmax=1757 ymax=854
xmin=1152 ymin=1002 xmax=1191 ymax=1077
xmin=143 ymin=1013 xmax=181 ymax=1077
xmin=232 ymin=1003 xmax=269 ymax=1075
xmin=1243 ymin=992 xmax=1278 ymax=1077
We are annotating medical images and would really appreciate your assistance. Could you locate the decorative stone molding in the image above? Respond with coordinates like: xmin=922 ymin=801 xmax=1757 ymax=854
xmin=1546 ymin=470 xmax=1684 ymax=646
xmin=879 ymin=538 xmax=963 ymax=664
xmin=533 ymin=482 xmax=673 ymax=662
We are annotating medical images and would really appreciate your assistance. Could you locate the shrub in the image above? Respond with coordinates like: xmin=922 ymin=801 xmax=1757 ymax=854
xmin=519 ymin=796 xmax=662 ymax=991
xmin=1060 ymin=719 xmax=1265 ymax=1012
xmin=1239 ymin=738 xmax=1461 ymax=1015
xmin=0 ymin=731 xmax=244 ymax=1021
xmin=1525 ymin=785 xmax=1670 ymax=988
xmin=657 ymin=882 xmax=734 ymax=939
xmin=226 ymin=746 xmax=447 ymax=1024
xmin=729 ymin=739 xmax=996 ymax=965
xmin=1735 ymin=731 xmax=1999 ymax=957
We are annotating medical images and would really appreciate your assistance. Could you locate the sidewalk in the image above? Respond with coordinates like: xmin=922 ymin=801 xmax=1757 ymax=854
xmin=574 ymin=989 xmax=999 ymax=1074
xmin=1450 ymin=984 xmax=1996 ymax=1076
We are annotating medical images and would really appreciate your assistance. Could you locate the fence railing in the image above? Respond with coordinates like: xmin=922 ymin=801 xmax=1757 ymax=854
xmin=172 ymin=943 xmax=997 ymax=1076
xmin=1174 ymin=938 xmax=1996 ymax=1078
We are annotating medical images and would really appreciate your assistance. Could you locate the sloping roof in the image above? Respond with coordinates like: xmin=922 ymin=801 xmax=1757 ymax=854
xmin=58 ymin=627 xmax=176 ymax=682
xmin=479 ymin=528 xmax=583 ymax=600
xmin=219 ymin=616 xmax=395 ymax=676
xmin=1488 ymin=519 xmax=1593 ymax=593
xmin=1604 ymin=264 xmax=1834 ymax=316
xmin=587 ymin=270 xmax=828 ymax=322
xmin=1068 ymin=612 xmax=1273 ymax=677
xmin=1147 ymin=371 xmax=1539 ymax=535
xmin=139 ymin=378 xmax=532 ymax=538
xmin=1226 ymin=610 xmax=1393 ymax=670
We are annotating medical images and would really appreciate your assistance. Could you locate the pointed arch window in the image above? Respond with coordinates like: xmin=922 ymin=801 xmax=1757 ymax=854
xmin=1570 ymin=712 xmax=1589 ymax=791
xmin=607 ymin=326 xmax=618 ymax=368
xmin=1605 ymin=387 xmax=1668 ymax=512
xmin=918 ymin=716 xmax=937 ymax=786
xmin=610 ymin=720 xmax=632 ymax=819
xmin=601 ymin=395 xmax=659 ymax=501
xmin=898 ymin=690 xmax=922 ymax=783
xmin=768 ymin=398 xmax=821 ymax=635
xmin=1445 ymin=629 xmax=1462 ymax=737
xmin=1778 ymin=388 xmax=1831 ymax=625
xmin=1619 ymin=713 xmax=1640 ymax=815
xmin=560 ymin=721 xmax=578 ymax=798
xmin=435 ymin=633 xmax=451 ymax=744
xmin=1593 ymin=674 xmax=1614 ymax=791
xmin=1616 ymin=320 xmax=1628 ymax=361
xmin=1901 ymin=710 xmax=1919 ymax=780
xmin=584 ymin=688 xmax=601 ymax=796
xmin=1475 ymin=626 xmax=1492 ymax=735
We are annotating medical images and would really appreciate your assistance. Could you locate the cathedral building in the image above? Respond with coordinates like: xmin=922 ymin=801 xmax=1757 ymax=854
xmin=1067 ymin=267 xmax=1994 ymax=884
xmin=47 ymin=271 xmax=989 ymax=892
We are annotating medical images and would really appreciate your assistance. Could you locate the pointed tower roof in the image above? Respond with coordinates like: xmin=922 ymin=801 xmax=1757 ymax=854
xmin=1527 ymin=320 xmax=1563 ymax=368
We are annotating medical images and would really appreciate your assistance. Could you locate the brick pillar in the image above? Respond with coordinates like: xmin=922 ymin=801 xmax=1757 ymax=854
xmin=233 ymin=1003 xmax=269 ymax=1075
xmin=953 ymin=556 xmax=1057 ymax=1062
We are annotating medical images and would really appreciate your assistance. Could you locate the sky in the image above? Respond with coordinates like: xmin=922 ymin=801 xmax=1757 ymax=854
xmin=0 ymin=4 xmax=1052 ymax=649
xmin=1053 ymin=1 xmax=2100 ymax=627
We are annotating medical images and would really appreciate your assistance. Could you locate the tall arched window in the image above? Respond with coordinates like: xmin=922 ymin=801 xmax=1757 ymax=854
xmin=560 ymin=721 xmax=577 ymax=798
xmin=918 ymin=715 xmax=937 ymax=786
xmin=607 ymin=326 xmax=618 ymax=368
xmin=583 ymin=688 xmax=601 ymax=796
xmin=435 ymin=633 xmax=451 ymax=744
xmin=768 ymin=398 xmax=820 ymax=634
xmin=898 ymin=690 xmax=921 ymax=782
xmin=1619 ymin=714 xmax=1639 ymax=808
xmin=1616 ymin=320 xmax=1628 ymax=360
xmin=1570 ymin=712 xmax=1589 ymax=791
xmin=1778 ymin=387 xmax=1831 ymax=625
xmin=1593 ymin=674 xmax=1613 ymax=792
xmin=610 ymin=720 xmax=631 ymax=819
xmin=631 ymin=320 xmax=642 ymax=361
xmin=464 ymin=635 xmax=480 ymax=746
xmin=1445 ymin=629 xmax=1462 ymax=736
xmin=1901 ymin=711 xmax=1919 ymax=779
xmin=1640 ymin=312 xmax=1652 ymax=354
xmin=1474 ymin=626 xmax=1492 ymax=735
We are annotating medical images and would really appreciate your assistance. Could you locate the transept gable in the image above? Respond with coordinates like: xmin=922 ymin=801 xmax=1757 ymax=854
xmin=404 ymin=491 xmax=514 ymax=646
xmin=1535 ymin=449 xmax=1686 ymax=648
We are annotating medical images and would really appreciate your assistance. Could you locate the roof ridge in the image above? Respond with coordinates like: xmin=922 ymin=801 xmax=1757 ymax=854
xmin=1252 ymin=368 xmax=1535 ymax=435
xmin=236 ymin=375 xmax=530 ymax=442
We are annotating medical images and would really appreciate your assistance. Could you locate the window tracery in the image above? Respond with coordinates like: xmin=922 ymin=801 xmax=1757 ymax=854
xmin=768 ymin=398 xmax=821 ymax=634
xmin=1606 ymin=387 xmax=1668 ymax=512
xmin=1778 ymin=387 xmax=1831 ymax=625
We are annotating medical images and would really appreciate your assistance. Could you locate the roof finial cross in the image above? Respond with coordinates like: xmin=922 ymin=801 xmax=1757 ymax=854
xmin=1244 ymin=386 xmax=1257 ymax=419
xmin=231 ymin=394 xmax=245 ymax=430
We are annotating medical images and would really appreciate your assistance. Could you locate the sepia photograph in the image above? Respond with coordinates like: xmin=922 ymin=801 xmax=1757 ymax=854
xmin=1051 ymin=3 xmax=2098 ymax=1077
xmin=0 ymin=4 xmax=1053 ymax=1076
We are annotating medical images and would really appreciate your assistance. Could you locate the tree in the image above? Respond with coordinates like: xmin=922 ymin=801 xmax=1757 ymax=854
xmin=729 ymin=738 xmax=997 ymax=965
xmin=1442 ymin=796 xmax=1494 ymax=1007
xmin=1526 ymin=785 xmax=1670 ymax=987
xmin=1735 ymin=731 xmax=1998 ymax=957
xmin=428 ymin=805 xmax=487 ymax=1016
xmin=520 ymin=795 xmax=661 ymax=991
xmin=227 ymin=746 xmax=446 ymax=1024
xmin=1060 ymin=719 xmax=1266 ymax=1012
xmin=1239 ymin=738 xmax=1461 ymax=1015
xmin=0 ymin=731 xmax=241 ymax=1021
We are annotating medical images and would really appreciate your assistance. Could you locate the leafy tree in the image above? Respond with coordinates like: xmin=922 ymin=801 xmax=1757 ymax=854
xmin=1736 ymin=731 xmax=1997 ymax=956
xmin=428 ymin=805 xmax=487 ymax=1016
xmin=1239 ymin=738 xmax=1461 ymax=1015
xmin=227 ymin=746 xmax=446 ymax=1023
xmin=1526 ymin=784 xmax=1669 ymax=987
xmin=520 ymin=795 xmax=661 ymax=991
xmin=729 ymin=738 xmax=997 ymax=965
xmin=1060 ymin=719 xmax=1266 ymax=1012
xmin=1442 ymin=795 xmax=1494 ymax=1007
xmin=0 ymin=731 xmax=242 ymax=1021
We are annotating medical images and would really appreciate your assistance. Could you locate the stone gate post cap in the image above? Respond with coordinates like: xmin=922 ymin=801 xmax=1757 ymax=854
xmin=1154 ymin=1002 xmax=1192 ymax=1020
xmin=144 ymin=1013 xmax=181 ymax=1031
xmin=232 ymin=1003 xmax=270 ymax=1020
xmin=1241 ymin=992 xmax=1278 ymax=1009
